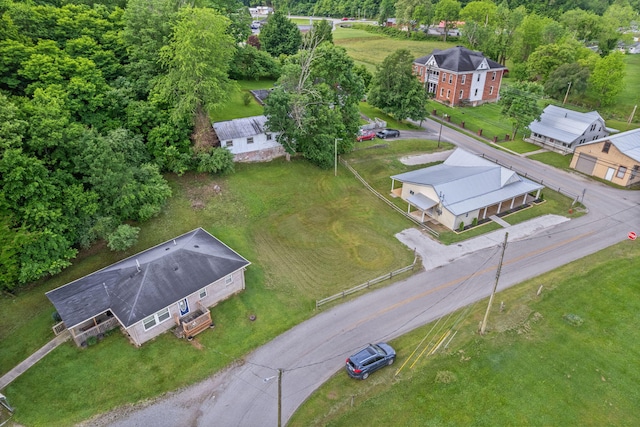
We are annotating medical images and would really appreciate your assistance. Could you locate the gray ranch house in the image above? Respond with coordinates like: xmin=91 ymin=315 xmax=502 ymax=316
xmin=46 ymin=228 xmax=251 ymax=347
xmin=390 ymin=149 xmax=543 ymax=231
xmin=213 ymin=115 xmax=284 ymax=162
xmin=528 ymin=105 xmax=615 ymax=155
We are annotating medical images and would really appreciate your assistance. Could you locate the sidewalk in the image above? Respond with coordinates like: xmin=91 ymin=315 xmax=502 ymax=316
xmin=0 ymin=330 xmax=70 ymax=391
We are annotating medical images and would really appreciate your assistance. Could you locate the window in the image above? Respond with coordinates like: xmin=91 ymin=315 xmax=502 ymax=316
xmin=477 ymin=74 xmax=480 ymax=82
xmin=446 ymin=89 xmax=451 ymax=99
xmin=631 ymin=165 xmax=639 ymax=179
xmin=492 ymin=71 xmax=496 ymax=81
xmin=474 ymin=89 xmax=478 ymax=96
xmin=225 ymin=140 xmax=233 ymax=147
xmin=143 ymin=316 xmax=156 ymax=330
xmin=459 ymin=90 xmax=463 ymax=99
xmin=409 ymin=190 xmax=415 ymax=195
xmin=461 ymin=75 xmax=466 ymax=84
xmin=440 ymin=88 xmax=444 ymax=97
xmin=448 ymin=74 xmax=453 ymax=84
xmin=247 ymin=137 xmax=254 ymax=144
xmin=143 ymin=307 xmax=171 ymax=331
xmin=616 ymin=166 xmax=627 ymax=179
xmin=602 ymin=141 xmax=611 ymax=153
xmin=266 ymin=133 xmax=272 ymax=141
xmin=442 ymin=73 xmax=446 ymax=82
xmin=225 ymin=274 xmax=233 ymax=286
xmin=199 ymin=288 xmax=207 ymax=299
xmin=489 ymin=86 xmax=494 ymax=95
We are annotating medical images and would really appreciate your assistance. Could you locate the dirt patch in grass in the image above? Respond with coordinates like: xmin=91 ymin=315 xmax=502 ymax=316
xmin=185 ymin=177 xmax=223 ymax=210
xmin=492 ymin=304 xmax=543 ymax=334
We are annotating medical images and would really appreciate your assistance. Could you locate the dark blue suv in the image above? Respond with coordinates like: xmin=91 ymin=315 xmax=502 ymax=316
xmin=345 ymin=343 xmax=396 ymax=380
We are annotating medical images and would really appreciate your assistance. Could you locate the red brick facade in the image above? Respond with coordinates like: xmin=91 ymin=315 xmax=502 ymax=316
xmin=413 ymin=46 xmax=507 ymax=107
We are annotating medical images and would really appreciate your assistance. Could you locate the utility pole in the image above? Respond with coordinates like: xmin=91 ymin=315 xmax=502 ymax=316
xmin=437 ymin=116 xmax=443 ymax=148
xmin=277 ymin=368 xmax=282 ymax=427
xmin=480 ymin=232 xmax=508 ymax=335
xmin=334 ymin=138 xmax=342 ymax=177
xmin=562 ymin=81 xmax=572 ymax=105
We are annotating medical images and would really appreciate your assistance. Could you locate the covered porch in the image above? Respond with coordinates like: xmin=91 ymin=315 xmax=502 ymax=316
xmin=57 ymin=311 xmax=120 ymax=347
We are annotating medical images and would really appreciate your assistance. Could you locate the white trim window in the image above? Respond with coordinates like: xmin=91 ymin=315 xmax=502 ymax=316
xmin=225 ymin=274 xmax=234 ymax=286
xmin=442 ymin=72 xmax=446 ymax=82
xmin=225 ymin=140 xmax=233 ymax=147
xmin=459 ymin=90 xmax=463 ymax=99
xmin=143 ymin=307 xmax=171 ymax=331
xmin=266 ymin=133 xmax=272 ymax=141
xmin=199 ymin=288 xmax=207 ymax=299
xmin=489 ymin=86 xmax=494 ymax=95
xmin=247 ymin=137 xmax=254 ymax=144
xmin=461 ymin=75 xmax=466 ymax=84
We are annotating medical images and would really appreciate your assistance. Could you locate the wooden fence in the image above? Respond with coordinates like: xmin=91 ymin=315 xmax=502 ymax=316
xmin=315 ymin=255 xmax=419 ymax=309
xmin=341 ymin=159 xmax=439 ymax=237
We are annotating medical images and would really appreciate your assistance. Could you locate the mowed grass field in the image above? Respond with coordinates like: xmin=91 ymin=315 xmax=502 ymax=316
xmin=289 ymin=240 xmax=640 ymax=426
xmin=1 ymin=159 xmax=416 ymax=426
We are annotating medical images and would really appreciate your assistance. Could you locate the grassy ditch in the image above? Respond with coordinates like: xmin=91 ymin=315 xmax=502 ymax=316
xmin=289 ymin=239 xmax=640 ymax=426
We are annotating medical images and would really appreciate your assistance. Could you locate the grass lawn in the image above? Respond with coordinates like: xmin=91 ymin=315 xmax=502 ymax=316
xmin=528 ymin=151 xmax=573 ymax=170
xmin=343 ymin=139 xmax=579 ymax=245
xmin=289 ymin=239 xmax=640 ymax=426
xmin=358 ymin=102 xmax=423 ymax=130
xmin=211 ymin=79 xmax=275 ymax=122
xmin=1 ymin=157 xmax=418 ymax=426
xmin=334 ymin=27 xmax=453 ymax=71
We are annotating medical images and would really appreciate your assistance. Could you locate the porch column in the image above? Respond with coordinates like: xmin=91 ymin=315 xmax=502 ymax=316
xmin=482 ymin=206 xmax=488 ymax=219
xmin=510 ymin=197 xmax=515 ymax=209
xmin=497 ymin=201 xmax=502 ymax=213
xmin=391 ymin=179 xmax=395 ymax=192
xmin=522 ymin=194 xmax=527 ymax=204
xmin=536 ymin=189 xmax=541 ymax=199
xmin=421 ymin=211 xmax=426 ymax=222
xmin=407 ymin=203 xmax=411 ymax=214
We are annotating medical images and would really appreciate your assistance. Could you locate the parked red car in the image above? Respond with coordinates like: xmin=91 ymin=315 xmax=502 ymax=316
xmin=356 ymin=130 xmax=376 ymax=141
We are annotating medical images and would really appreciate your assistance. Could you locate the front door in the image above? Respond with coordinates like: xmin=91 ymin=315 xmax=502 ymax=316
xmin=178 ymin=298 xmax=190 ymax=317
xmin=605 ymin=167 xmax=615 ymax=181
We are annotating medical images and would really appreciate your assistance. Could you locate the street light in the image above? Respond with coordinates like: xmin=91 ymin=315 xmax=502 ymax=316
xmin=335 ymin=138 xmax=342 ymax=177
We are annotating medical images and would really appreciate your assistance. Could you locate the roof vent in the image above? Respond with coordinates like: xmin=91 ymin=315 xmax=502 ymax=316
xmin=165 ymin=247 xmax=170 ymax=251
xmin=194 ymin=245 xmax=200 ymax=248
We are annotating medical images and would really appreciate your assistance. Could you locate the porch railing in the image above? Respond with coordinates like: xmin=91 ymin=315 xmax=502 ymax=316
xmin=72 ymin=317 xmax=120 ymax=346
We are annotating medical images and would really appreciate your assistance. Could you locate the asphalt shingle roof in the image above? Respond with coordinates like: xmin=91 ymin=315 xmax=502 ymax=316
xmin=46 ymin=228 xmax=251 ymax=329
xmin=414 ymin=46 xmax=505 ymax=72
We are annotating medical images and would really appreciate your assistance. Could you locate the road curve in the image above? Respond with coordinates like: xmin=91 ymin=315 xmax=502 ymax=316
xmin=103 ymin=125 xmax=640 ymax=427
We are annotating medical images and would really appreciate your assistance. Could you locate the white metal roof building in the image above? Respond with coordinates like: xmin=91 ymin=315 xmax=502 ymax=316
xmin=528 ymin=105 xmax=615 ymax=154
xmin=213 ymin=115 xmax=284 ymax=162
xmin=391 ymin=149 xmax=543 ymax=231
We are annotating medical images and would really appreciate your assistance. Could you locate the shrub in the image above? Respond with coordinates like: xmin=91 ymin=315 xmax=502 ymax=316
xmin=243 ymin=92 xmax=252 ymax=106
xmin=472 ymin=217 xmax=478 ymax=227
xmin=86 ymin=335 xmax=98 ymax=346
xmin=458 ymin=222 xmax=465 ymax=232
xmin=52 ymin=311 xmax=62 ymax=322
xmin=196 ymin=147 xmax=235 ymax=174
xmin=562 ymin=313 xmax=584 ymax=326
xmin=107 ymin=224 xmax=140 ymax=252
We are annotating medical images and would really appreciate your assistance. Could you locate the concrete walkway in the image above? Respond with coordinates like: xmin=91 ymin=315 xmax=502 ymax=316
xmin=490 ymin=214 xmax=511 ymax=227
xmin=0 ymin=330 xmax=70 ymax=391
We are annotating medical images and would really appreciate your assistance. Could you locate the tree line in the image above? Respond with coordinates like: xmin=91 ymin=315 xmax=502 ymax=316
xmin=1 ymin=0 xmax=637 ymax=292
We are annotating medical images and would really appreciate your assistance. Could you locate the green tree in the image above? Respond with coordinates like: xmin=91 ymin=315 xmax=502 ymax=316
xmin=526 ymin=40 xmax=581 ymax=83
xmin=560 ymin=8 xmax=601 ymax=42
xmin=153 ymin=7 xmax=235 ymax=123
xmin=378 ymin=0 xmax=395 ymax=27
xmin=433 ymin=0 xmax=461 ymax=42
xmin=264 ymin=42 xmax=364 ymax=168
xmin=107 ymin=224 xmax=140 ymax=252
xmin=259 ymin=10 xmax=302 ymax=57
xmin=498 ymin=81 xmax=543 ymax=139
xmin=395 ymin=0 xmax=421 ymax=35
xmin=588 ymin=52 xmax=625 ymax=107
xmin=303 ymin=19 xmax=333 ymax=45
xmin=460 ymin=1 xmax=497 ymax=26
xmin=544 ymin=63 xmax=591 ymax=102
xmin=195 ymin=147 xmax=235 ymax=174
xmin=229 ymin=45 xmax=281 ymax=80
xmin=367 ymin=49 xmax=428 ymax=122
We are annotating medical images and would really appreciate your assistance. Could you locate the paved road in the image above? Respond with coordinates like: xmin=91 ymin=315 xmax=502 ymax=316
xmin=103 ymin=124 xmax=640 ymax=427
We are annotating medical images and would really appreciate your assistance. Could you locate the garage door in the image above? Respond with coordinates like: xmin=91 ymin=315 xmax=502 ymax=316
xmin=574 ymin=153 xmax=597 ymax=175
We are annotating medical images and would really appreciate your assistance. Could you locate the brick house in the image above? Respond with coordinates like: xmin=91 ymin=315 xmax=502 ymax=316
xmin=413 ymin=46 xmax=507 ymax=107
